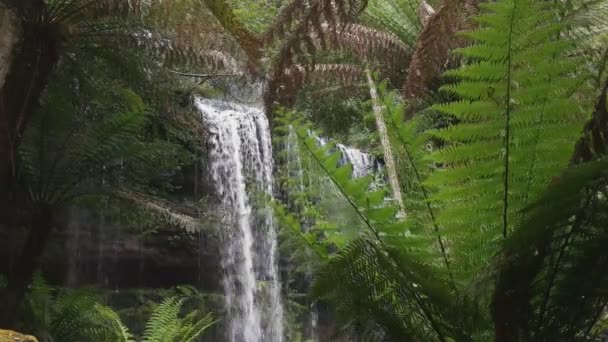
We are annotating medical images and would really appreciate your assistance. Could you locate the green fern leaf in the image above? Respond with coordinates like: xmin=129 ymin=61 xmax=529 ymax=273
xmin=428 ymin=0 xmax=590 ymax=282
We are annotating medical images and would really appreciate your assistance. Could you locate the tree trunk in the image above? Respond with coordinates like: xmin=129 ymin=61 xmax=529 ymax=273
xmin=0 ymin=5 xmax=18 ymax=90
xmin=203 ymin=0 xmax=263 ymax=68
xmin=365 ymin=69 xmax=406 ymax=217
xmin=0 ymin=7 xmax=59 ymax=206
xmin=0 ymin=206 xmax=54 ymax=328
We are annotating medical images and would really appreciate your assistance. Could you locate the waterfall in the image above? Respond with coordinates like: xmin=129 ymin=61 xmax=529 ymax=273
xmin=336 ymin=143 xmax=376 ymax=178
xmin=196 ymin=98 xmax=284 ymax=342
xmin=286 ymin=127 xmax=319 ymax=341
xmin=313 ymin=134 xmax=377 ymax=179
xmin=287 ymin=128 xmax=379 ymax=340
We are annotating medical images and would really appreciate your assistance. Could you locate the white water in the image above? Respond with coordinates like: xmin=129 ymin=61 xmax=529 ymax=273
xmin=286 ymin=127 xmax=319 ymax=341
xmin=197 ymin=98 xmax=284 ymax=342
xmin=313 ymin=135 xmax=377 ymax=179
xmin=288 ymin=128 xmax=379 ymax=341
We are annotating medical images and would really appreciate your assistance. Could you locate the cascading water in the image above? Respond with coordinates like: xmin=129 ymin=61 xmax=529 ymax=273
xmin=286 ymin=127 xmax=318 ymax=341
xmin=287 ymin=128 xmax=379 ymax=341
xmin=196 ymin=98 xmax=284 ymax=342
xmin=314 ymin=135 xmax=378 ymax=179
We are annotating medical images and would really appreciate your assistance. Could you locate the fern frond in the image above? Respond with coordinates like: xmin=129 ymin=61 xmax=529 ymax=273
xmin=373 ymin=84 xmax=458 ymax=289
xmin=18 ymin=87 xmax=184 ymax=205
xmin=326 ymin=23 xmax=411 ymax=70
xmin=426 ymin=0 xmax=589 ymax=282
xmin=271 ymin=64 xmax=364 ymax=106
xmin=93 ymin=304 xmax=134 ymax=342
xmin=362 ymin=0 xmax=422 ymax=46
xmin=267 ymin=23 xmax=408 ymax=106
xmin=142 ymin=296 xmax=215 ymax=342
xmin=179 ymin=312 xmax=216 ymax=342
xmin=491 ymin=75 xmax=608 ymax=341
xmin=142 ymin=297 xmax=183 ymax=342
xmin=296 ymin=127 xmax=399 ymax=240
xmin=264 ymin=0 xmax=365 ymax=43
xmin=493 ymin=157 xmax=608 ymax=340
xmin=312 ymin=237 xmax=454 ymax=341
xmin=114 ymin=191 xmax=204 ymax=233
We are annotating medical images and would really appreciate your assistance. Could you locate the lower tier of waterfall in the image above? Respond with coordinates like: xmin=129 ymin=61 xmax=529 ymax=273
xmin=196 ymin=98 xmax=284 ymax=342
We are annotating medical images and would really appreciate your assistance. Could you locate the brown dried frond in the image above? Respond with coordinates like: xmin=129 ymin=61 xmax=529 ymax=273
xmin=264 ymin=0 xmax=376 ymax=109
xmin=403 ymin=0 xmax=478 ymax=116
xmin=167 ymin=45 xmax=243 ymax=74
xmin=265 ymin=21 xmax=409 ymax=109
xmin=72 ymin=23 xmax=244 ymax=75
xmin=325 ymin=23 xmax=410 ymax=72
xmin=308 ymin=63 xmax=364 ymax=85
xmin=264 ymin=0 xmax=332 ymax=108
xmin=263 ymin=0 xmax=307 ymax=42
xmin=265 ymin=63 xmax=364 ymax=108
xmin=72 ymin=0 xmax=256 ymax=70
xmin=263 ymin=0 xmax=367 ymax=44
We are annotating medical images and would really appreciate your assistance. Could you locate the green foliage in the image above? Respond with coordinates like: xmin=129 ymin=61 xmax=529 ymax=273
xmin=18 ymin=63 xmax=185 ymax=204
xmin=142 ymin=297 xmax=216 ymax=342
xmin=273 ymin=1 xmax=608 ymax=339
xmin=312 ymin=238 xmax=455 ymax=341
xmin=363 ymin=0 xmax=422 ymax=46
xmin=491 ymin=156 xmax=608 ymax=340
xmin=295 ymin=90 xmax=373 ymax=140
xmin=273 ymin=105 xmax=459 ymax=339
xmin=14 ymin=58 xmax=205 ymax=234
xmin=20 ymin=274 xmax=215 ymax=342
xmin=20 ymin=273 xmax=133 ymax=342
xmin=428 ymin=0 xmax=591 ymax=282
xmin=229 ymin=0 xmax=280 ymax=34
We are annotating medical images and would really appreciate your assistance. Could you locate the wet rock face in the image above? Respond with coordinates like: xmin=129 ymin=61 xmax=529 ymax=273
xmin=0 ymin=329 xmax=39 ymax=342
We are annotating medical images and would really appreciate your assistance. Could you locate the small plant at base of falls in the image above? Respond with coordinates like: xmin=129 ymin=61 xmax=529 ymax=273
xmin=18 ymin=273 xmax=216 ymax=342
xmin=140 ymin=297 xmax=216 ymax=342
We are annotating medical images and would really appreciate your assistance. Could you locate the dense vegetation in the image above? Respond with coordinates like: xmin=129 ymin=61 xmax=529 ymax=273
xmin=1 ymin=0 xmax=608 ymax=341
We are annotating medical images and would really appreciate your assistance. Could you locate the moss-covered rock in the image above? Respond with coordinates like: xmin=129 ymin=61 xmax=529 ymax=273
xmin=0 ymin=329 xmax=38 ymax=342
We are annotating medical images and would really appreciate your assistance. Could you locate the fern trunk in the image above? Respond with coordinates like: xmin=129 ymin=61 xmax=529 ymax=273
xmin=0 ymin=2 xmax=59 ymax=204
xmin=0 ymin=5 xmax=17 ymax=90
xmin=0 ymin=206 xmax=54 ymax=328
xmin=203 ymin=0 xmax=263 ymax=67
xmin=365 ymin=69 xmax=405 ymax=216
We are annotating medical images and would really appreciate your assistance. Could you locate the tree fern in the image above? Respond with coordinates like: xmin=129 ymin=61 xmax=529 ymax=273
xmin=18 ymin=85 xmax=181 ymax=205
xmin=427 ymin=0 xmax=590 ymax=282
xmin=273 ymin=107 xmax=463 ymax=339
